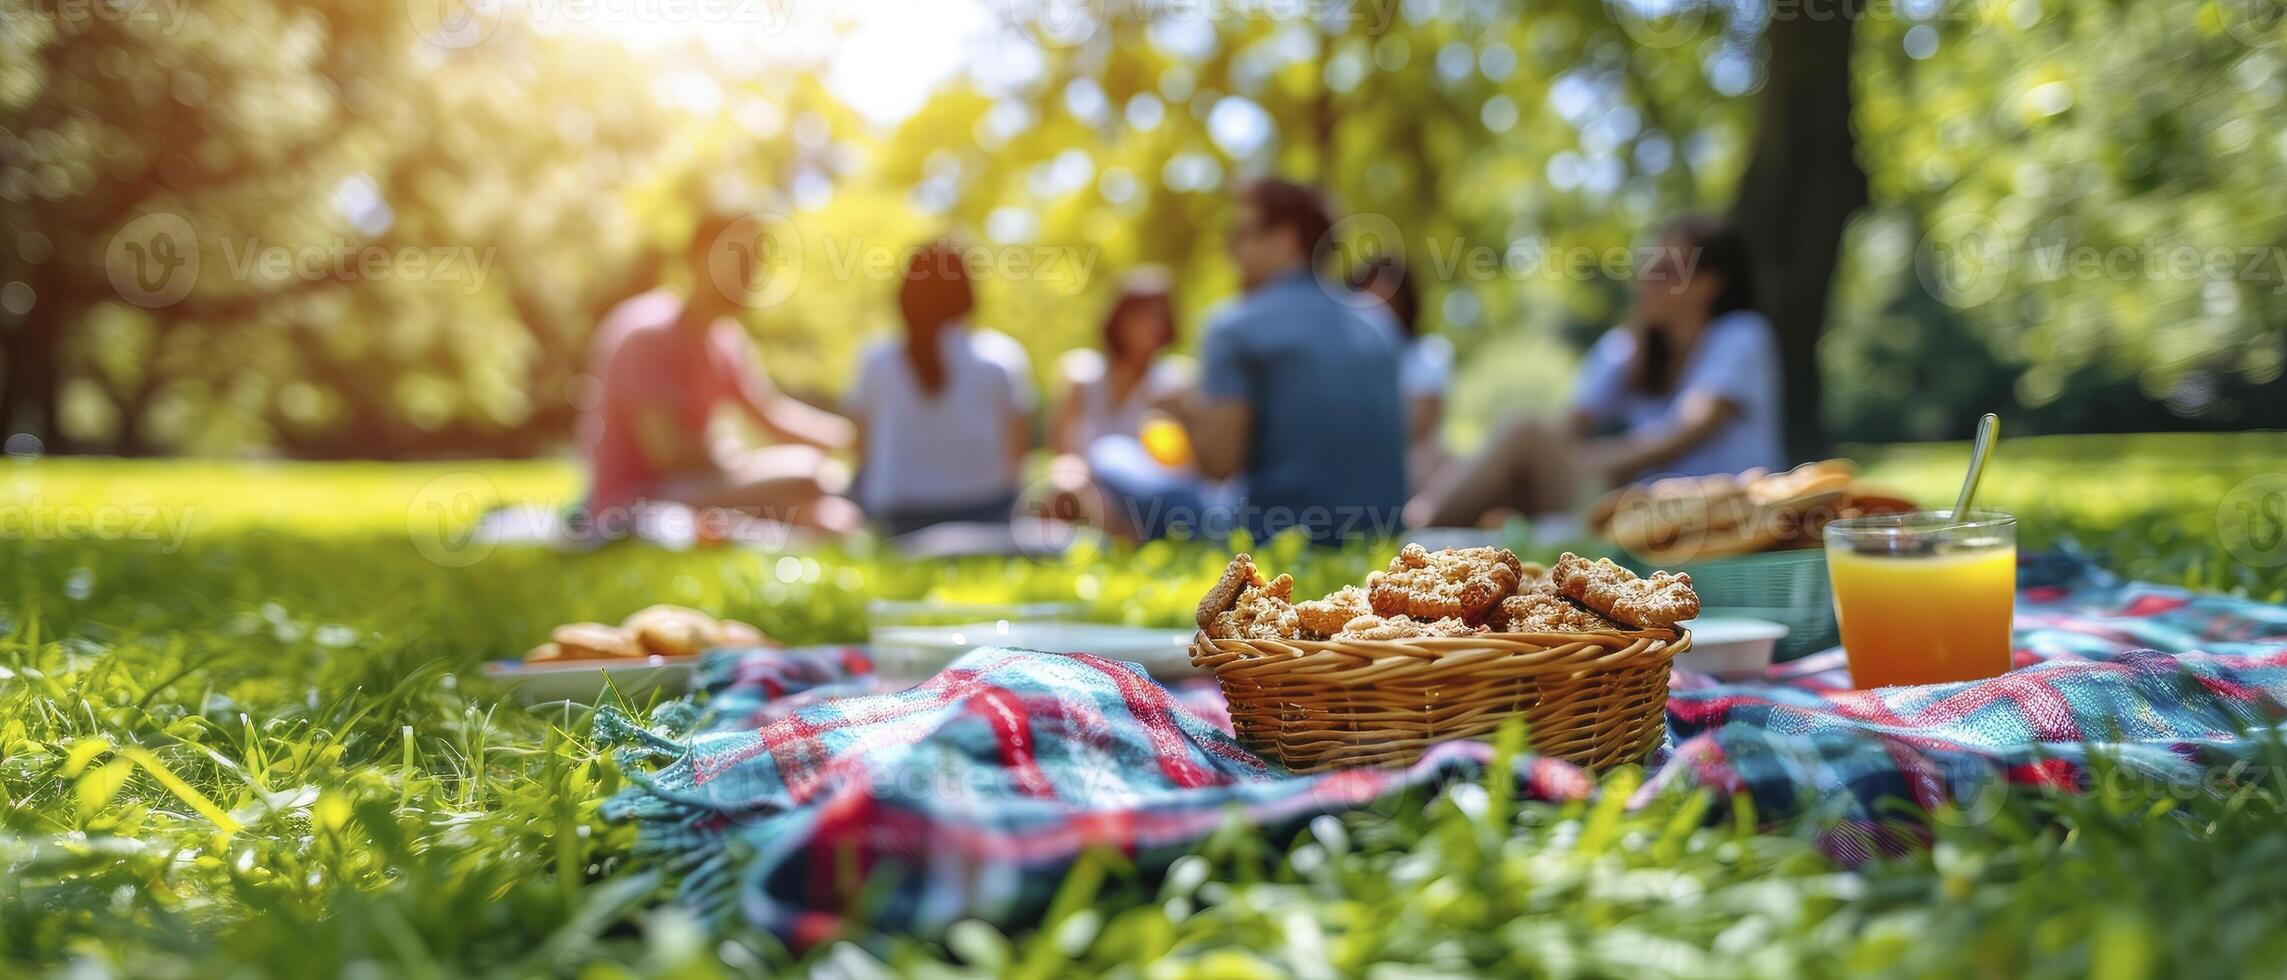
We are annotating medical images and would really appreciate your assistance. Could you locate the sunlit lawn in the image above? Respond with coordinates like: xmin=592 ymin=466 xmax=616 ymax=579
xmin=1 ymin=431 xmax=2284 ymax=975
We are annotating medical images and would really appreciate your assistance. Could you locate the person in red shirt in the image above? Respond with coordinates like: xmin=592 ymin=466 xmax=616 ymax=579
xmin=577 ymin=213 xmax=859 ymax=535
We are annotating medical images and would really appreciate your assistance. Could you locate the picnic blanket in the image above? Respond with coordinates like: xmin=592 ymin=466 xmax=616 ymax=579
xmin=597 ymin=552 xmax=2287 ymax=944
xmin=597 ymin=647 xmax=1588 ymax=946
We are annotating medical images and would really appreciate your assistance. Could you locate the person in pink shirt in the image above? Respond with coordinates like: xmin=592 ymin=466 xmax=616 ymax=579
xmin=577 ymin=213 xmax=860 ymax=535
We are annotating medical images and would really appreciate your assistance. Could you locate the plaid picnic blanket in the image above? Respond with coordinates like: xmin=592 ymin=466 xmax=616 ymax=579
xmin=597 ymin=648 xmax=1588 ymax=946
xmin=1650 ymin=551 xmax=2287 ymax=859
xmin=597 ymin=552 xmax=2287 ymax=944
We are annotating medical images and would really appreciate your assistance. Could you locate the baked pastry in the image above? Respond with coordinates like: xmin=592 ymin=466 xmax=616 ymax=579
xmin=716 ymin=619 xmax=771 ymax=648
xmin=1197 ymin=553 xmax=1270 ymax=631
xmin=1490 ymin=592 xmax=1621 ymax=633
xmin=1367 ymin=544 xmax=1524 ymax=623
xmin=549 ymin=622 xmax=647 ymax=659
xmin=622 ymin=604 xmax=716 ymax=657
xmin=1550 ymin=553 xmax=1700 ymax=629
xmin=1748 ymin=459 xmax=1854 ymax=504
xmin=1293 ymin=585 xmax=1372 ymax=639
xmin=1198 ymin=553 xmax=1300 ymax=640
xmin=1334 ymin=614 xmax=1481 ymax=641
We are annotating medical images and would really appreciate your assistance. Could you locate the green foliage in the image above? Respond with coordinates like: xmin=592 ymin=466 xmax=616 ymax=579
xmin=13 ymin=0 xmax=2286 ymax=456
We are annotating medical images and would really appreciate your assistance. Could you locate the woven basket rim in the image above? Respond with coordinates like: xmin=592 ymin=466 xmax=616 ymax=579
xmin=1191 ymin=625 xmax=1684 ymax=655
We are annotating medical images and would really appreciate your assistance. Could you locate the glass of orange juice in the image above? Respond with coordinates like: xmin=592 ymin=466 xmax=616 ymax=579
xmin=1823 ymin=509 xmax=2017 ymax=688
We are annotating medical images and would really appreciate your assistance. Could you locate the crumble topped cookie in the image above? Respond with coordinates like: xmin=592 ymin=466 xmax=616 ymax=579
xmin=1293 ymin=585 xmax=1373 ymax=638
xmin=1490 ymin=592 xmax=1621 ymax=634
xmin=1197 ymin=553 xmax=1301 ymax=640
xmin=1516 ymin=561 xmax=1553 ymax=595
xmin=1334 ymin=614 xmax=1481 ymax=641
xmin=1550 ymin=553 xmax=1700 ymax=629
xmin=1367 ymin=544 xmax=1524 ymax=623
xmin=1195 ymin=553 xmax=1269 ymax=632
xmin=1213 ymin=579 xmax=1299 ymax=640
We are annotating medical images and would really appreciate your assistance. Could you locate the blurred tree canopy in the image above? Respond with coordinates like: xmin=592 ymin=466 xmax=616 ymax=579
xmin=3 ymin=0 xmax=2284 ymax=459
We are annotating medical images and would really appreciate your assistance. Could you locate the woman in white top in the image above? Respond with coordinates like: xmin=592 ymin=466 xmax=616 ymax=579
xmin=1350 ymin=256 xmax=1452 ymax=492
xmin=1050 ymin=267 xmax=1192 ymax=455
xmin=1406 ymin=217 xmax=1785 ymax=527
xmin=1039 ymin=268 xmax=1219 ymax=537
xmin=845 ymin=241 xmax=1037 ymax=537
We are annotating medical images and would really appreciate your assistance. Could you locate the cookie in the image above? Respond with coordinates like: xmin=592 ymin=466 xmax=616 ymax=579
xmin=1196 ymin=553 xmax=1271 ymax=632
xmin=1334 ymin=614 xmax=1481 ymax=641
xmin=1293 ymin=585 xmax=1372 ymax=638
xmin=1490 ymin=592 xmax=1621 ymax=634
xmin=1549 ymin=553 xmax=1700 ymax=629
xmin=1367 ymin=544 xmax=1523 ymax=622
xmin=1209 ymin=574 xmax=1300 ymax=641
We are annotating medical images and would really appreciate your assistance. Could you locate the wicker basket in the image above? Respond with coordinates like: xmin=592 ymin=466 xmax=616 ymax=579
xmin=1188 ymin=628 xmax=1687 ymax=774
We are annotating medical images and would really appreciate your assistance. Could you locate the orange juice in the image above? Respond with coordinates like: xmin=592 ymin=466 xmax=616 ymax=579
xmin=1824 ymin=510 xmax=2017 ymax=689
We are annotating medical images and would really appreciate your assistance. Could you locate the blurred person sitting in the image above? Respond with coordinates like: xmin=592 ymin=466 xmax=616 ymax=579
xmin=1093 ymin=178 xmax=1407 ymax=543
xmin=578 ymin=212 xmax=859 ymax=536
xmin=1349 ymin=255 xmax=1453 ymax=492
xmin=845 ymin=241 xmax=1038 ymax=537
xmin=1405 ymin=216 xmax=1783 ymax=527
xmin=1041 ymin=268 xmax=1199 ymax=534
xmin=1050 ymin=267 xmax=1194 ymax=456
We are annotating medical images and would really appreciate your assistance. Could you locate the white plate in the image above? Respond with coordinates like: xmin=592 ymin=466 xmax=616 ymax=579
xmin=1675 ymin=616 xmax=1791 ymax=680
xmin=869 ymin=621 xmax=1200 ymax=683
xmin=483 ymin=656 xmax=697 ymax=705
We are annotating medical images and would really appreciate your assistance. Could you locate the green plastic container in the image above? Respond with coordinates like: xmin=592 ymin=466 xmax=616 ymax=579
xmin=1622 ymin=549 xmax=1837 ymax=661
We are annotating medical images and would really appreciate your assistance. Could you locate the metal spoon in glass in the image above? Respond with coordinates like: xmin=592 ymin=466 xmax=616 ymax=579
xmin=1950 ymin=412 xmax=2000 ymax=519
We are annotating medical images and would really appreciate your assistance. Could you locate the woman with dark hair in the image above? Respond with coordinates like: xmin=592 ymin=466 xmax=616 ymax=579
xmin=1405 ymin=217 xmax=1783 ymax=527
xmin=844 ymin=241 xmax=1037 ymax=536
xmin=1039 ymin=267 xmax=1205 ymax=536
xmin=1349 ymin=255 xmax=1452 ymax=491
xmin=1050 ymin=267 xmax=1192 ymax=456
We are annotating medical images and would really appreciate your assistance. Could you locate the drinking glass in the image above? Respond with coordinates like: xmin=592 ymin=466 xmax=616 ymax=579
xmin=1823 ymin=509 xmax=2017 ymax=688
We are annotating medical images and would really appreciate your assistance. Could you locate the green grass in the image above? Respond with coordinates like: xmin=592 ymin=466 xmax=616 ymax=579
xmin=0 ymin=432 xmax=2283 ymax=976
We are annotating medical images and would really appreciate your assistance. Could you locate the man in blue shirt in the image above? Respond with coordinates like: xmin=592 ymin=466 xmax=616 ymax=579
xmin=1185 ymin=179 xmax=1408 ymax=543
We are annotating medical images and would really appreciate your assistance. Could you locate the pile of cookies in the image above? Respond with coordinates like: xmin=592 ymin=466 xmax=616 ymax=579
xmin=1588 ymin=459 xmax=1917 ymax=564
xmin=527 ymin=604 xmax=773 ymax=662
xmin=1197 ymin=545 xmax=1700 ymax=643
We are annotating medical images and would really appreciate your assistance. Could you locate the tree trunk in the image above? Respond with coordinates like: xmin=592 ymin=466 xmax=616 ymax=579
xmin=1728 ymin=1 xmax=1870 ymax=462
xmin=1 ymin=264 xmax=74 ymax=453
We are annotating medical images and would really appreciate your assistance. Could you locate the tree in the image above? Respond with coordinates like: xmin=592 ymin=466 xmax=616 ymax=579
xmin=1729 ymin=0 xmax=1870 ymax=460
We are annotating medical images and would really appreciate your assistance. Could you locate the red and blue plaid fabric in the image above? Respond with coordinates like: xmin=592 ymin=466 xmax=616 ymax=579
xmin=1650 ymin=551 xmax=2287 ymax=860
xmin=599 ymin=552 xmax=2287 ymax=943
xmin=598 ymin=648 xmax=1588 ymax=947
